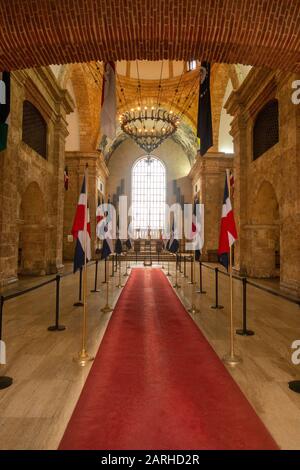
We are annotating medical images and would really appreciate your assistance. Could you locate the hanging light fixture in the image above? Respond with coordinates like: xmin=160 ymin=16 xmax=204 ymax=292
xmin=119 ymin=106 xmax=180 ymax=153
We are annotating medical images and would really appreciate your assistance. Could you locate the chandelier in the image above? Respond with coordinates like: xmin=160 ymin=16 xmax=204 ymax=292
xmin=119 ymin=107 xmax=180 ymax=153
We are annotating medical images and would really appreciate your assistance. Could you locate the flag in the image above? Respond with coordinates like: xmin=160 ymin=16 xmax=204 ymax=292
xmin=101 ymin=235 xmax=113 ymax=260
xmin=197 ymin=62 xmax=213 ymax=156
xmin=192 ymin=196 xmax=201 ymax=261
xmin=64 ymin=167 xmax=69 ymax=191
xmin=0 ymin=71 xmax=10 ymax=152
xmin=126 ymin=237 xmax=133 ymax=250
xmin=96 ymin=202 xmax=105 ymax=225
xmin=218 ymin=171 xmax=238 ymax=270
xmin=101 ymin=238 xmax=113 ymax=259
xmin=169 ymin=220 xmax=179 ymax=254
xmin=100 ymin=62 xmax=116 ymax=141
xmin=71 ymin=173 xmax=91 ymax=273
xmin=115 ymin=238 xmax=122 ymax=254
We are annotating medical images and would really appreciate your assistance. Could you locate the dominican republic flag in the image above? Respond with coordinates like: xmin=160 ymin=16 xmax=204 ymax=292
xmin=64 ymin=167 xmax=69 ymax=191
xmin=197 ymin=62 xmax=213 ymax=156
xmin=218 ymin=171 xmax=238 ymax=270
xmin=96 ymin=202 xmax=105 ymax=225
xmin=0 ymin=71 xmax=10 ymax=152
xmin=71 ymin=173 xmax=91 ymax=273
xmin=192 ymin=196 xmax=201 ymax=261
xmin=101 ymin=232 xmax=113 ymax=260
xmin=169 ymin=220 xmax=179 ymax=254
xmin=100 ymin=62 xmax=116 ymax=141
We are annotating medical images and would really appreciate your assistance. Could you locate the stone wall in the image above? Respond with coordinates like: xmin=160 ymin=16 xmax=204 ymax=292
xmin=106 ymin=137 xmax=193 ymax=211
xmin=226 ymin=68 xmax=300 ymax=295
xmin=0 ymin=68 xmax=73 ymax=285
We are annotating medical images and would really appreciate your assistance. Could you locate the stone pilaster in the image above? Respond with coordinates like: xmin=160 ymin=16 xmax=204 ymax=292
xmin=276 ymin=73 xmax=300 ymax=295
xmin=64 ymin=151 xmax=109 ymax=261
xmin=0 ymin=74 xmax=24 ymax=285
xmin=189 ymin=152 xmax=234 ymax=262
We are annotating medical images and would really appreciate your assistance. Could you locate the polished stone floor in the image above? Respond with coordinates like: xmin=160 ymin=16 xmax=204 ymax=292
xmin=0 ymin=258 xmax=299 ymax=449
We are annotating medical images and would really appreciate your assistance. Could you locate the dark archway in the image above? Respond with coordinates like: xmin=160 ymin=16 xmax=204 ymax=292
xmin=18 ymin=182 xmax=47 ymax=276
xmin=248 ymin=181 xmax=280 ymax=279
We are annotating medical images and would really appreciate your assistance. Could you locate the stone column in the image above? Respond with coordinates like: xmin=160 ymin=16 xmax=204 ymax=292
xmin=0 ymin=74 xmax=24 ymax=285
xmin=50 ymin=111 xmax=70 ymax=273
xmin=226 ymin=95 xmax=249 ymax=274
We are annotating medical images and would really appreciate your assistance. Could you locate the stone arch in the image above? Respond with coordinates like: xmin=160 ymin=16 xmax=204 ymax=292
xmin=65 ymin=79 xmax=80 ymax=151
xmin=218 ymin=78 xmax=234 ymax=153
xmin=18 ymin=182 xmax=48 ymax=276
xmin=248 ymin=180 xmax=280 ymax=279
xmin=1 ymin=2 xmax=300 ymax=73
xmin=68 ymin=64 xmax=102 ymax=152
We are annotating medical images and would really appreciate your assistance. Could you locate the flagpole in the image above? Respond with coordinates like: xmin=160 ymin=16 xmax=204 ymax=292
xmin=74 ymin=164 xmax=94 ymax=366
xmin=223 ymin=169 xmax=241 ymax=366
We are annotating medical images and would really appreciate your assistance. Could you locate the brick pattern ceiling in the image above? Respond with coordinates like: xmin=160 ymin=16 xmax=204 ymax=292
xmin=1 ymin=0 xmax=300 ymax=72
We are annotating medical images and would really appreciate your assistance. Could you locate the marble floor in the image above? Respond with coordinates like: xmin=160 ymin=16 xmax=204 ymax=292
xmin=0 ymin=258 xmax=299 ymax=450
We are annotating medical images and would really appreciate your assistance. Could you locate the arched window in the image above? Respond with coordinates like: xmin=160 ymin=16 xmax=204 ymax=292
xmin=187 ymin=60 xmax=197 ymax=72
xmin=132 ymin=156 xmax=166 ymax=235
xmin=253 ymin=99 xmax=279 ymax=160
xmin=22 ymin=100 xmax=47 ymax=159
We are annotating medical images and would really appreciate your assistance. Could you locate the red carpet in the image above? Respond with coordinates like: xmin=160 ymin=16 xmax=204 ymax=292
xmin=59 ymin=268 xmax=278 ymax=450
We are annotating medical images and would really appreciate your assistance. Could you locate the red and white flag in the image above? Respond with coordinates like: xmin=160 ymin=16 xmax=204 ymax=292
xmin=96 ymin=204 xmax=105 ymax=225
xmin=100 ymin=62 xmax=116 ymax=141
xmin=71 ymin=170 xmax=91 ymax=272
xmin=218 ymin=170 xmax=238 ymax=270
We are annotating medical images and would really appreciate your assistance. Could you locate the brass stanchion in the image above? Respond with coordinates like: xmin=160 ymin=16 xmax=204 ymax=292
xmin=73 ymin=166 xmax=94 ymax=367
xmin=173 ymin=254 xmax=181 ymax=289
xmin=188 ymin=254 xmax=195 ymax=284
xmin=101 ymin=256 xmax=113 ymax=313
xmin=223 ymin=171 xmax=242 ymax=367
xmin=116 ymin=255 xmax=124 ymax=289
xmin=102 ymin=257 xmax=107 ymax=284
xmin=73 ymin=261 xmax=94 ymax=366
xmin=188 ymin=279 xmax=200 ymax=315
xmin=123 ymin=251 xmax=129 ymax=277
xmin=183 ymin=254 xmax=187 ymax=278
xmin=166 ymin=259 xmax=171 ymax=277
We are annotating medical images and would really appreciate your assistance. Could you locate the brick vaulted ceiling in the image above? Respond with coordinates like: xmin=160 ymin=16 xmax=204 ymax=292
xmin=1 ymin=0 xmax=300 ymax=72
